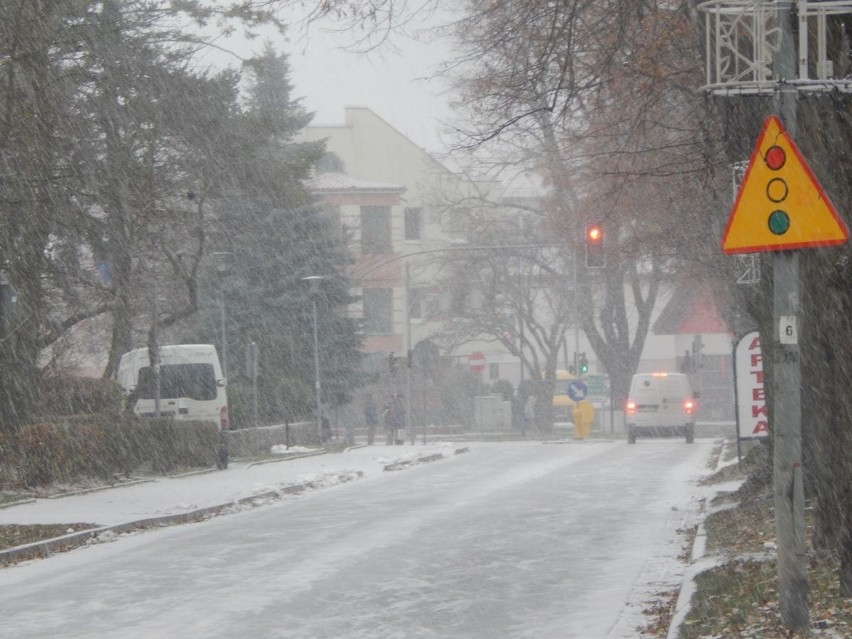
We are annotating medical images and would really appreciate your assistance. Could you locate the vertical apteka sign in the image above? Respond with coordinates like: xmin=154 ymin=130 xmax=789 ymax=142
xmin=735 ymin=331 xmax=769 ymax=439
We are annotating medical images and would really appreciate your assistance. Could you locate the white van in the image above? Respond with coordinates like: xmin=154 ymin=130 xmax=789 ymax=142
xmin=116 ymin=344 xmax=229 ymax=432
xmin=625 ymin=372 xmax=696 ymax=444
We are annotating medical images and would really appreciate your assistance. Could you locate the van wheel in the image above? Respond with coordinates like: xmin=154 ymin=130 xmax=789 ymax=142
xmin=685 ymin=424 xmax=695 ymax=444
xmin=627 ymin=425 xmax=637 ymax=444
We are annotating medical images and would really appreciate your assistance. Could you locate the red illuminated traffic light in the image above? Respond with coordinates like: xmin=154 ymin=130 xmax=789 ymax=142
xmin=585 ymin=223 xmax=605 ymax=268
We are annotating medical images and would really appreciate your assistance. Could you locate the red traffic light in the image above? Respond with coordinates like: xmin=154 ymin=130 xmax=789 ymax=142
xmin=584 ymin=223 xmax=605 ymax=268
xmin=586 ymin=224 xmax=603 ymax=243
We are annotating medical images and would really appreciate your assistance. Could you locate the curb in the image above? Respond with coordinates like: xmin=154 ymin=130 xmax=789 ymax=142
xmin=666 ymin=439 xmax=741 ymax=639
xmin=244 ymin=449 xmax=327 ymax=469
xmin=0 ymin=480 xmax=319 ymax=567
xmin=46 ymin=478 xmax=156 ymax=499
xmin=0 ymin=498 xmax=37 ymax=510
xmin=0 ymin=447 xmax=464 ymax=568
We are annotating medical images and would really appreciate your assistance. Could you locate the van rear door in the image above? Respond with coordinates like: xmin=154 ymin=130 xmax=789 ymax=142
xmin=135 ymin=362 xmax=219 ymax=422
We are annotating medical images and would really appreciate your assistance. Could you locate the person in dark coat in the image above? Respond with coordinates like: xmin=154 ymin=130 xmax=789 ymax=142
xmin=384 ymin=394 xmax=405 ymax=445
xmin=365 ymin=394 xmax=378 ymax=445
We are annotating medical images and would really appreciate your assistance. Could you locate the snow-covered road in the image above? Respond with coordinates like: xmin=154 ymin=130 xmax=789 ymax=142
xmin=0 ymin=439 xmax=718 ymax=638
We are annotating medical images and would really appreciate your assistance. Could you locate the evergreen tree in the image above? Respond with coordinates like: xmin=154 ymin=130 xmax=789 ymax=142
xmin=179 ymin=48 xmax=363 ymax=427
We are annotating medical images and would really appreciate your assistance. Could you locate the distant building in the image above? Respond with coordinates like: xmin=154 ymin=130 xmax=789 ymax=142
xmin=301 ymin=107 xmax=516 ymax=379
xmin=302 ymin=107 xmax=736 ymax=425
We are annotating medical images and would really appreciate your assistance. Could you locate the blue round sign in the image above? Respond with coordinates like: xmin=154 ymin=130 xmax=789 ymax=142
xmin=566 ymin=380 xmax=588 ymax=402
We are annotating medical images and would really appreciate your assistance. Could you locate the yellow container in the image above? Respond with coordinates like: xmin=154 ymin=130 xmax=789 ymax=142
xmin=572 ymin=400 xmax=596 ymax=439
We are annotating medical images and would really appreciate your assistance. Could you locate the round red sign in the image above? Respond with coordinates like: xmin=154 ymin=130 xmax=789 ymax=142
xmin=469 ymin=351 xmax=486 ymax=373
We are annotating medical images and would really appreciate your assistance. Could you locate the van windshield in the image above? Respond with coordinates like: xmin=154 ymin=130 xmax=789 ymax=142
xmin=136 ymin=364 xmax=217 ymax=401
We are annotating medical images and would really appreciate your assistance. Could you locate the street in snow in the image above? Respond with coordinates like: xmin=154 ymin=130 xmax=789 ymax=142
xmin=0 ymin=440 xmax=719 ymax=638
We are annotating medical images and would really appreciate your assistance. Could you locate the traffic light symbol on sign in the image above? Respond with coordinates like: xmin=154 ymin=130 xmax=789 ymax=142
xmin=722 ymin=115 xmax=848 ymax=253
xmin=585 ymin=224 xmax=605 ymax=268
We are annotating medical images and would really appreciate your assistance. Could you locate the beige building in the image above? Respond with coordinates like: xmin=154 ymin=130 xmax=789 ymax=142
xmin=301 ymin=107 xmax=506 ymax=377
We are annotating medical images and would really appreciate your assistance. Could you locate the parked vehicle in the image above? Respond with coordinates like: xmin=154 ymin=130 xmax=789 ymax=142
xmin=115 ymin=344 xmax=229 ymax=467
xmin=625 ymin=372 xmax=697 ymax=444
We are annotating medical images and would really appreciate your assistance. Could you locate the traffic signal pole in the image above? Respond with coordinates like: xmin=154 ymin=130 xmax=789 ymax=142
xmin=773 ymin=3 xmax=809 ymax=631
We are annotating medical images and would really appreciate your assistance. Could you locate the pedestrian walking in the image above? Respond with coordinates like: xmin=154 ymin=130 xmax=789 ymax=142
xmin=384 ymin=394 xmax=405 ymax=445
xmin=365 ymin=394 xmax=378 ymax=445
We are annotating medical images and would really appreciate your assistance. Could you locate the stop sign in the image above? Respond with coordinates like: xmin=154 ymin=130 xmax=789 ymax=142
xmin=469 ymin=351 xmax=486 ymax=373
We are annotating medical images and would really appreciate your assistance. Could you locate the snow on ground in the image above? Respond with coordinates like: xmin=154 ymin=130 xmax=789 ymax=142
xmin=0 ymin=439 xmax=725 ymax=638
xmin=0 ymin=442 xmax=463 ymax=527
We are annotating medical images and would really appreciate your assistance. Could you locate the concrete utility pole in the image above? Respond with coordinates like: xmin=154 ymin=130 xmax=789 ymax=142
xmin=773 ymin=2 xmax=809 ymax=630
xmin=706 ymin=0 xmax=852 ymax=629
xmin=302 ymin=276 xmax=325 ymax=444
xmin=404 ymin=262 xmax=414 ymax=443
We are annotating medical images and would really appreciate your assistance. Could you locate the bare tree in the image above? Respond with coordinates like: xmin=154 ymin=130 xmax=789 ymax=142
xmin=440 ymin=2 xmax=731 ymax=405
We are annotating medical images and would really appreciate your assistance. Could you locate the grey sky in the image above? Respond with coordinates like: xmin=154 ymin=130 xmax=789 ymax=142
xmin=196 ymin=12 xmax=456 ymax=153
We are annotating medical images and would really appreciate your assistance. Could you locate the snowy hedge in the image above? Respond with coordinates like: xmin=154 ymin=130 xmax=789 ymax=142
xmin=0 ymin=415 xmax=220 ymax=488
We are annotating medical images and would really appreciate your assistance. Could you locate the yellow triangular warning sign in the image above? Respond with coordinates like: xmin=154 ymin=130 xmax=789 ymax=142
xmin=722 ymin=115 xmax=848 ymax=254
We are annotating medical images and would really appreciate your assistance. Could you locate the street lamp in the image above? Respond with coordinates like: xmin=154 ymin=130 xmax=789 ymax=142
xmin=211 ymin=252 xmax=233 ymax=379
xmin=301 ymin=275 xmax=325 ymax=444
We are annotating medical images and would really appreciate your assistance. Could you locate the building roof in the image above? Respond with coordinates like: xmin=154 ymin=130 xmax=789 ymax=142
xmin=653 ymin=285 xmax=730 ymax=335
xmin=305 ymin=172 xmax=406 ymax=194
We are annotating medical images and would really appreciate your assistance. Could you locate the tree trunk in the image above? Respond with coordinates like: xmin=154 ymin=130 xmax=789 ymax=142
xmin=103 ymin=251 xmax=134 ymax=378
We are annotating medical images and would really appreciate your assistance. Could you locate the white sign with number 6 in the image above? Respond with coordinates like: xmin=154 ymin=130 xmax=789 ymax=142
xmin=779 ymin=316 xmax=798 ymax=345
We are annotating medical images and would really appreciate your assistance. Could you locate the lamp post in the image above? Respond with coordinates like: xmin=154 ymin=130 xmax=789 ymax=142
xmin=302 ymin=275 xmax=325 ymax=444
xmin=211 ymin=252 xmax=233 ymax=379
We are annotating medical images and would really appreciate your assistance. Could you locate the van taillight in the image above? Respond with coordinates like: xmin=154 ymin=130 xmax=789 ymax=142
xmin=683 ymin=399 xmax=695 ymax=415
xmin=220 ymin=406 xmax=229 ymax=430
xmin=626 ymin=400 xmax=636 ymax=415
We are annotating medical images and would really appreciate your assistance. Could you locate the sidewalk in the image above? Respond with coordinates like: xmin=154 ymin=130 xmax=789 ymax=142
xmin=0 ymin=442 xmax=466 ymax=565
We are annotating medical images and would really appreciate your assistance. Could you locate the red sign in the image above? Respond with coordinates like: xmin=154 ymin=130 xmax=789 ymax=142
xmin=735 ymin=332 xmax=769 ymax=439
xmin=469 ymin=352 xmax=486 ymax=373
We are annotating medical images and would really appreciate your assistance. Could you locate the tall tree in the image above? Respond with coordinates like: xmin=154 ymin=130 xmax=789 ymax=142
xmin=0 ymin=1 xmax=323 ymax=430
xmin=0 ymin=1 xmax=83 ymax=429
xmin=178 ymin=48 xmax=363 ymax=426
xmin=444 ymin=1 xmax=729 ymax=406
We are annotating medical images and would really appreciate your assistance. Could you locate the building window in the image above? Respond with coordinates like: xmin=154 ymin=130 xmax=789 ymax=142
xmin=361 ymin=206 xmax=391 ymax=254
xmin=363 ymin=288 xmax=393 ymax=334
xmin=404 ymin=207 xmax=422 ymax=241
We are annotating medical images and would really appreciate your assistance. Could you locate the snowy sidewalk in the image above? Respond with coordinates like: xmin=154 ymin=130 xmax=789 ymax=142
xmin=0 ymin=442 xmax=467 ymax=563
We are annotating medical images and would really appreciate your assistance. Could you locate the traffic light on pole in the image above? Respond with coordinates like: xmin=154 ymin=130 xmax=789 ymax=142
xmin=578 ymin=352 xmax=588 ymax=375
xmin=388 ymin=352 xmax=397 ymax=374
xmin=585 ymin=223 xmax=605 ymax=268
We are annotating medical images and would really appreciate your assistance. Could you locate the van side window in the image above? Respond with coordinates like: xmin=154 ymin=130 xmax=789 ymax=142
xmin=137 ymin=364 xmax=217 ymax=401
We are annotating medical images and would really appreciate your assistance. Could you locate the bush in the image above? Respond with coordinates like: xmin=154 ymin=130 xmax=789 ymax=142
xmin=39 ymin=374 xmax=125 ymax=417
xmin=0 ymin=414 xmax=221 ymax=488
